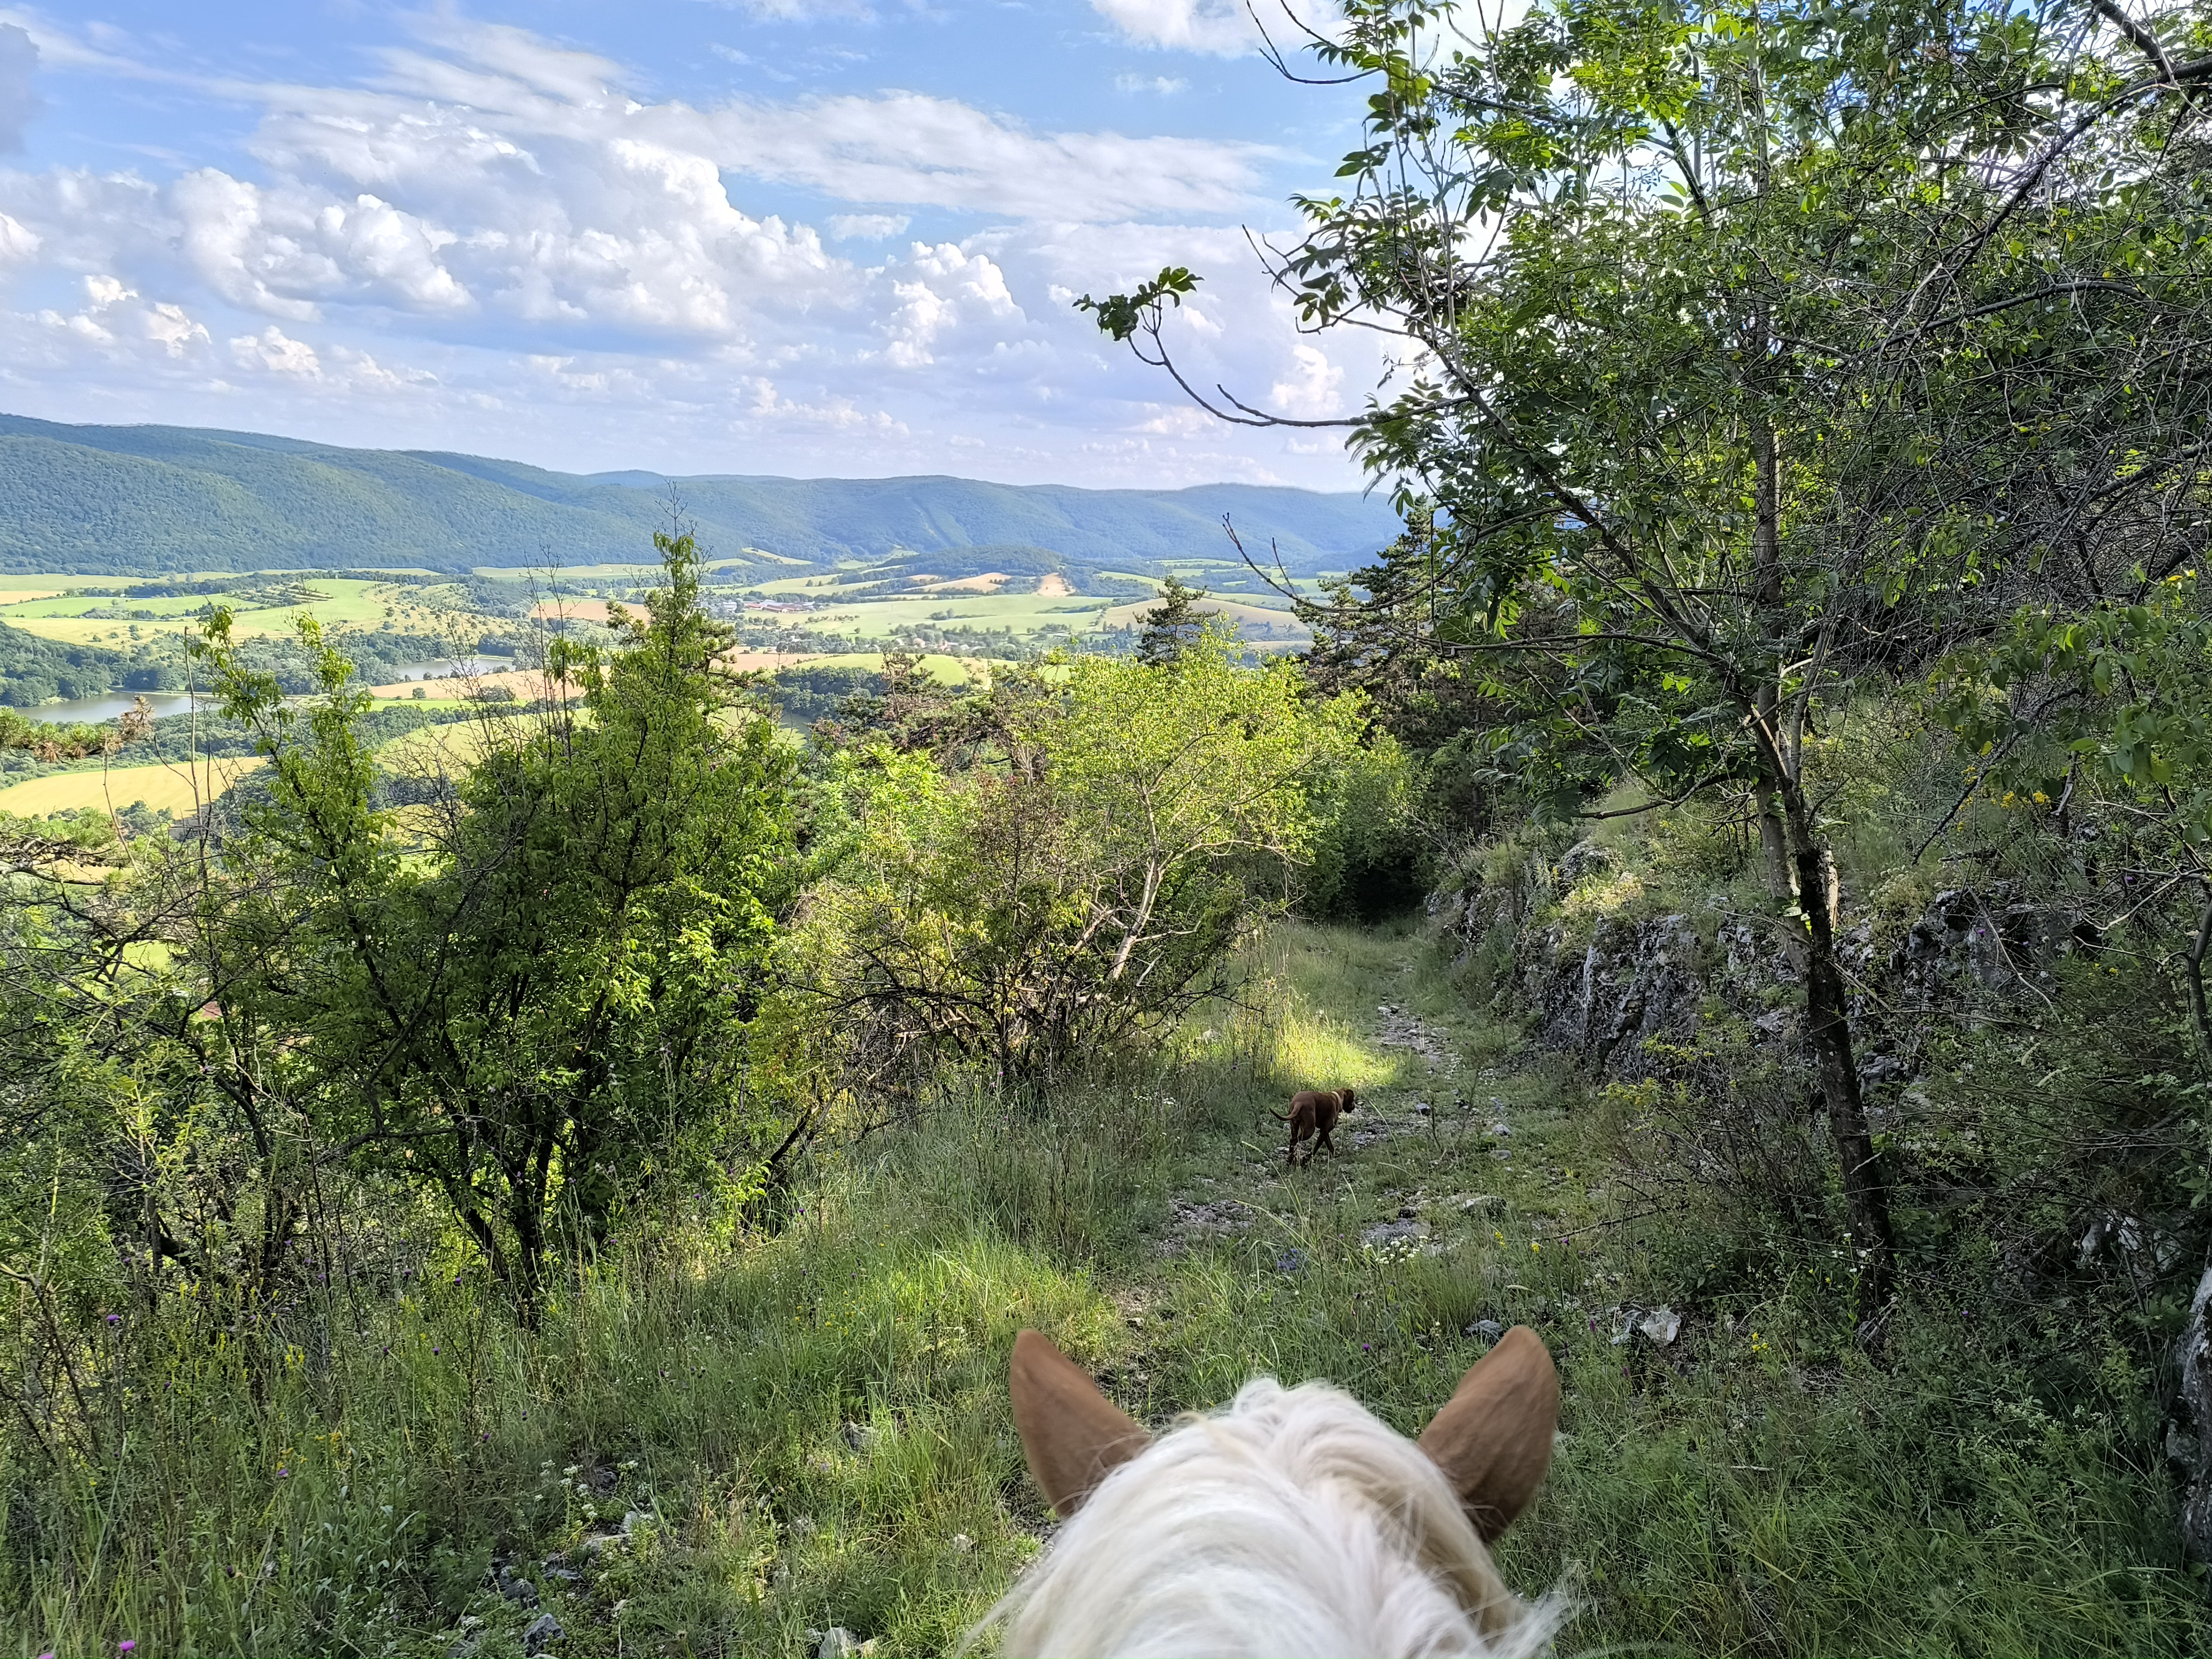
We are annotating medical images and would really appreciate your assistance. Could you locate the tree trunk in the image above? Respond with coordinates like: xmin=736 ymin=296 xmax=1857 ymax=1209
xmin=1749 ymin=422 xmax=1798 ymax=917
xmin=1778 ymin=773 xmax=1894 ymax=1326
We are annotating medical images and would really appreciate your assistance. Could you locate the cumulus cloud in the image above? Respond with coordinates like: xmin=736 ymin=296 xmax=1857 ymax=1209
xmin=0 ymin=208 xmax=37 ymax=265
xmin=35 ymin=274 xmax=212 ymax=358
xmin=1091 ymin=0 xmax=1340 ymax=55
xmin=230 ymin=324 xmax=323 ymax=377
xmin=0 ymin=10 xmax=1383 ymax=487
xmin=1091 ymin=0 xmax=1259 ymax=54
xmin=830 ymin=213 xmax=909 ymax=241
xmin=25 ymin=15 xmax=1269 ymax=351
xmin=882 ymin=242 xmax=1023 ymax=369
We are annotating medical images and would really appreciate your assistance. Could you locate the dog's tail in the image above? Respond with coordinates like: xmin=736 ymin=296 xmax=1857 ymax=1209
xmin=1265 ymin=1107 xmax=1294 ymax=1122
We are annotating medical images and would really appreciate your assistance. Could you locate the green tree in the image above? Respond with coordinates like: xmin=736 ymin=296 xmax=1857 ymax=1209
xmin=1084 ymin=0 xmax=2212 ymax=1321
xmin=799 ymin=639 xmax=1363 ymax=1083
xmin=188 ymin=532 xmax=796 ymax=1308
xmin=1135 ymin=573 xmax=1213 ymax=666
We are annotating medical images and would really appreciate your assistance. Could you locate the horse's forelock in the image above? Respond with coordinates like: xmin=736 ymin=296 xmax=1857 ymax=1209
xmin=978 ymin=1377 xmax=1560 ymax=1658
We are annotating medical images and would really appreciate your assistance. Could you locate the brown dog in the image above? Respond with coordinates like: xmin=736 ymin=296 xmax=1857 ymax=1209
xmin=1270 ymin=1086 xmax=1356 ymax=1165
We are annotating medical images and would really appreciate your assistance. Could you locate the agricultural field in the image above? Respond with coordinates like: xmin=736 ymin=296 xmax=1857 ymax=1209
xmin=0 ymin=576 xmax=480 ymax=648
xmin=742 ymin=565 xmax=1305 ymax=648
xmin=0 ymin=756 xmax=263 ymax=818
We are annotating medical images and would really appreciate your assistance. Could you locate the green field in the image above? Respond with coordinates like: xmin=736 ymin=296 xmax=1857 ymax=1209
xmin=0 ymin=576 xmax=490 ymax=647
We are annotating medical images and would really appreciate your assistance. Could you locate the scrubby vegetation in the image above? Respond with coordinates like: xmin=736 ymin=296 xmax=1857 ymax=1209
xmin=10 ymin=1 xmax=2212 ymax=1654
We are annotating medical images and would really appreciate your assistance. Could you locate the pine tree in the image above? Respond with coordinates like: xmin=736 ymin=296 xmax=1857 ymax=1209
xmin=1135 ymin=573 xmax=1209 ymax=667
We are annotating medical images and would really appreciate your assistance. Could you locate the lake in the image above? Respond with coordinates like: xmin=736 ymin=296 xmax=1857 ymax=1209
xmin=15 ymin=658 xmax=507 ymax=724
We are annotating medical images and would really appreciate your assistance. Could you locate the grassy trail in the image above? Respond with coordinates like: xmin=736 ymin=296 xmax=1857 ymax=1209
xmin=12 ymin=925 xmax=2201 ymax=1658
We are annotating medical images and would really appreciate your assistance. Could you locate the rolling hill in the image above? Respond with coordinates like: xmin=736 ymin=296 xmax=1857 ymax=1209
xmin=0 ymin=414 xmax=1401 ymax=577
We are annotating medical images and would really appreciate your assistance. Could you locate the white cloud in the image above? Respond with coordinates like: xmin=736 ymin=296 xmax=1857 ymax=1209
xmin=1116 ymin=74 xmax=1189 ymax=93
xmin=143 ymin=301 xmax=210 ymax=356
xmin=1092 ymin=0 xmax=1340 ymax=56
xmin=0 ymin=10 xmax=1383 ymax=489
xmin=830 ymin=213 xmax=910 ymax=241
xmin=1091 ymin=0 xmax=1257 ymax=54
xmin=0 ymin=209 xmax=36 ymax=264
xmin=230 ymin=324 xmax=323 ymax=377
xmin=34 ymin=274 xmax=212 ymax=359
xmin=882 ymin=242 xmax=1022 ymax=369
xmin=8 ymin=16 xmax=1269 ymax=353
xmin=716 ymin=0 xmax=876 ymax=17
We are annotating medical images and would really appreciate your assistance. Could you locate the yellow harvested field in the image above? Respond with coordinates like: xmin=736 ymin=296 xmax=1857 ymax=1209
xmin=1036 ymin=573 xmax=1075 ymax=596
xmin=1095 ymin=595 xmax=1311 ymax=636
xmin=366 ymin=668 xmax=568 ymax=702
xmin=0 ymin=758 xmax=263 ymax=819
xmin=530 ymin=599 xmax=615 ymax=623
xmin=726 ymin=651 xmax=832 ymax=672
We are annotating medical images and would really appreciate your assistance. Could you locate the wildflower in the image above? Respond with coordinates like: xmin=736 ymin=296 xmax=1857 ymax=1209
xmin=106 ymin=1313 xmax=121 ymax=1325
xmin=119 ymin=1646 xmax=137 ymax=1655
xmin=276 ymin=1467 xmax=290 ymax=1478
xmin=1361 ymin=1343 xmax=1370 ymax=1352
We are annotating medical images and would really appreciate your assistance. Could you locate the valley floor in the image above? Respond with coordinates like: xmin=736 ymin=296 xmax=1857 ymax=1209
xmin=16 ymin=924 xmax=2202 ymax=1657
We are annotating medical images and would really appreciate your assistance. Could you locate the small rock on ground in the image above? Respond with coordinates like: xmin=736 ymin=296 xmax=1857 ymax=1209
xmin=522 ymin=1612 xmax=564 ymax=1655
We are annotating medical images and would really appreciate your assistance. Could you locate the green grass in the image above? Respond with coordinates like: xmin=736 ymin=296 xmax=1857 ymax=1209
xmin=5 ymin=923 xmax=2201 ymax=1657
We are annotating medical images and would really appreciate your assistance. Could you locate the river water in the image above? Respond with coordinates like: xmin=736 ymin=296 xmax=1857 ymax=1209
xmin=15 ymin=658 xmax=506 ymax=724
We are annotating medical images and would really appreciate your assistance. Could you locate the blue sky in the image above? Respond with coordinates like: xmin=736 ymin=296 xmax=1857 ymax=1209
xmin=0 ymin=1 xmax=1389 ymax=485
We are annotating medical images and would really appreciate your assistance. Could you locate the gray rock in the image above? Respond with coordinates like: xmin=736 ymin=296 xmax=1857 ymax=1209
xmin=523 ymin=1612 xmax=564 ymax=1654
xmin=2175 ymin=1263 xmax=2212 ymax=1561
xmin=500 ymin=1576 xmax=539 ymax=1608
xmin=816 ymin=1628 xmax=860 ymax=1658
xmin=1557 ymin=839 xmax=1613 ymax=886
xmin=1464 ymin=1319 xmax=1505 ymax=1341
xmin=1362 ymin=1217 xmax=1430 ymax=1249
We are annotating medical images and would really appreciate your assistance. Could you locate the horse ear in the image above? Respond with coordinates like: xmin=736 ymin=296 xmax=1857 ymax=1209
xmin=1417 ymin=1324 xmax=1559 ymax=1541
xmin=1009 ymin=1329 xmax=1152 ymax=1517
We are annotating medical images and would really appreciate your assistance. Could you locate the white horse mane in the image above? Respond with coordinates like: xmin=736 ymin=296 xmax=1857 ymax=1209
xmin=983 ymin=1374 xmax=1564 ymax=1658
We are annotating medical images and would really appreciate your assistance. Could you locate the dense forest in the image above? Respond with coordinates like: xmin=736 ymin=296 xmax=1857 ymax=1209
xmin=7 ymin=0 xmax=2212 ymax=1654
xmin=0 ymin=416 xmax=1398 ymax=576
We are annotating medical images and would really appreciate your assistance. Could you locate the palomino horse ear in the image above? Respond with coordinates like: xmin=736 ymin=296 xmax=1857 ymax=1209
xmin=1417 ymin=1324 xmax=1560 ymax=1542
xmin=1009 ymin=1329 xmax=1153 ymax=1517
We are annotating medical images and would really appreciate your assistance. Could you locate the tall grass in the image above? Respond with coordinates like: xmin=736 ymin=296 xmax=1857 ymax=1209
xmin=4 ymin=920 xmax=2203 ymax=1656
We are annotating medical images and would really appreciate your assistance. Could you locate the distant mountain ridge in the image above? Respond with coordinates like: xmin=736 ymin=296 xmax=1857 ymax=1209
xmin=0 ymin=414 xmax=1401 ymax=577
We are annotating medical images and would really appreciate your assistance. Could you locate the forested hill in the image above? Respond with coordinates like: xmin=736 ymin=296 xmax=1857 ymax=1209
xmin=0 ymin=413 xmax=1399 ymax=576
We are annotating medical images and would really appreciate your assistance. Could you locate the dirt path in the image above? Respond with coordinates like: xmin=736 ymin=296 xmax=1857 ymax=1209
xmin=1149 ymin=925 xmax=1584 ymax=1303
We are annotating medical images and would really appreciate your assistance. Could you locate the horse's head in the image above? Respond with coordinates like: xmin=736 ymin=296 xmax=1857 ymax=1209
xmin=991 ymin=1327 xmax=1561 ymax=1657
